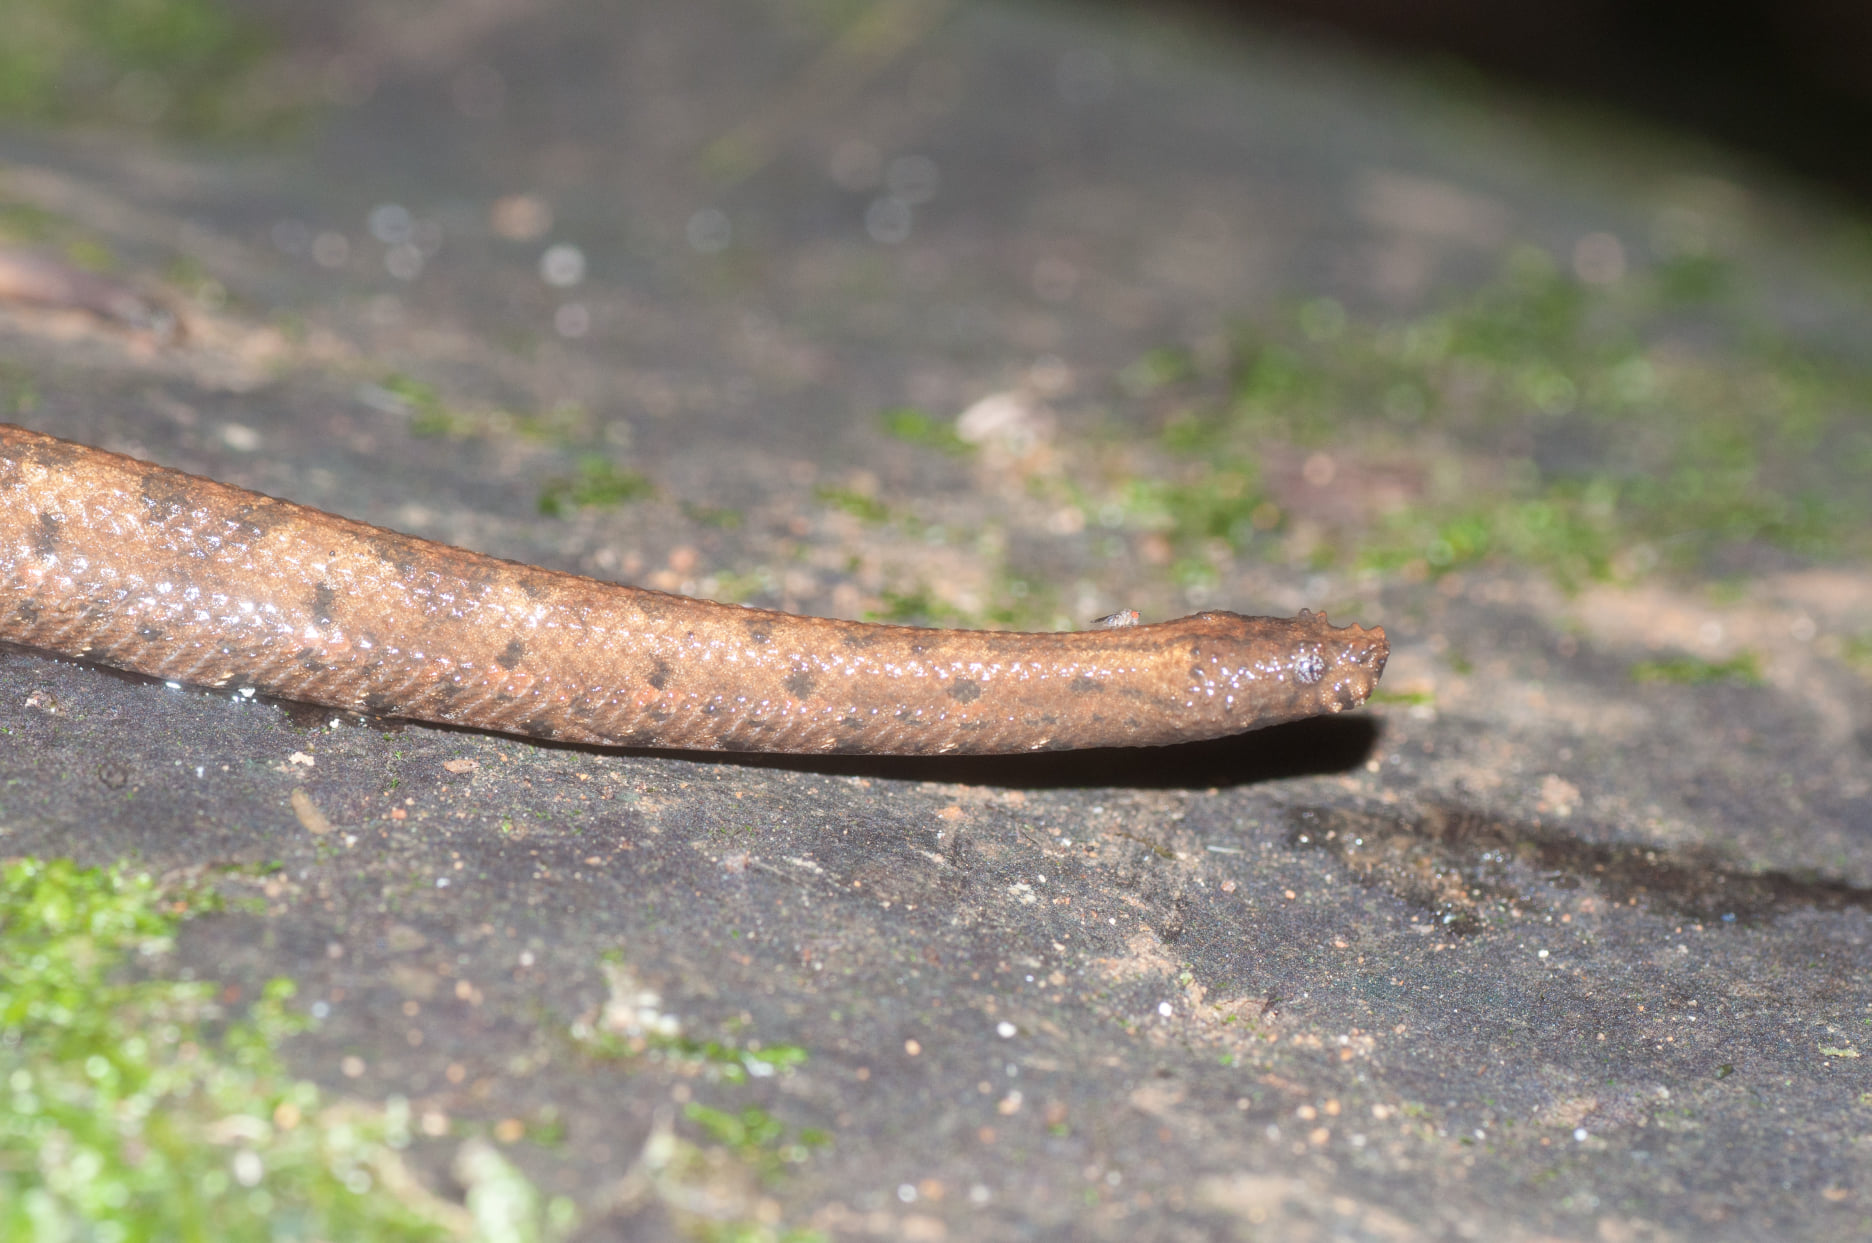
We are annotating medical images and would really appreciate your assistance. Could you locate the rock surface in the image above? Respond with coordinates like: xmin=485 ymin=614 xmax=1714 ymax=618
xmin=1 ymin=2 xmax=1868 ymax=1239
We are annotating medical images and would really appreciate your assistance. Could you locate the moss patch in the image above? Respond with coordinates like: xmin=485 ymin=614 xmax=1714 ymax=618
xmin=868 ymin=575 xmax=1056 ymax=632
xmin=813 ymin=485 xmax=893 ymax=526
xmin=0 ymin=0 xmax=293 ymax=138
xmin=1629 ymin=652 xmax=1765 ymax=686
xmin=537 ymin=457 xmax=655 ymax=516
xmin=567 ymin=956 xmax=828 ymax=1240
xmin=879 ymin=406 xmax=972 ymax=456
xmin=1121 ymin=245 xmax=1872 ymax=588
xmin=0 ymin=856 xmax=573 ymax=1241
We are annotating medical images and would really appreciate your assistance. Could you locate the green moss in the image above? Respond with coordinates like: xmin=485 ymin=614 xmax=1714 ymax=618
xmin=1122 ymin=464 xmax=1272 ymax=554
xmin=879 ymin=406 xmax=971 ymax=455
xmin=0 ymin=856 xmax=566 ymax=1241
xmin=0 ymin=201 xmax=63 ymax=244
xmin=1653 ymin=254 xmax=1734 ymax=306
xmin=869 ymin=586 xmax=945 ymax=624
xmin=386 ymin=378 xmax=595 ymax=450
xmin=695 ymin=1225 xmax=826 ymax=1243
xmin=699 ymin=570 xmax=767 ymax=606
xmin=380 ymin=375 xmax=459 ymax=439
xmin=1124 ymin=245 xmax=1871 ymax=586
xmin=682 ymin=503 xmax=744 ymax=530
xmin=813 ymin=486 xmax=892 ymax=525
xmin=1119 ymin=345 xmax=1199 ymax=397
xmin=681 ymin=1104 xmax=829 ymax=1182
xmin=868 ymin=575 xmax=1056 ymax=632
xmin=574 ymin=1022 xmax=810 ymax=1087
xmin=1360 ymin=480 xmax=1624 ymax=589
xmin=1628 ymin=652 xmax=1764 ymax=686
xmin=0 ymin=364 xmax=42 ymax=417
xmin=0 ymin=0 xmax=293 ymax=138
xmin=1369 ymin=689 xmax=1435 ymax=707
xmin=570 ymin=955 xmax=812 ymax=1087
xmin=567 ymin=958 xmax=825 ymax=1239
xmin=453 ymin=1140 xmax=578 ymax=1242
xmin=537 ymin=457 xmax=654 ymax=516
xmin=979 ymin=574 xmax=1056 ymax=631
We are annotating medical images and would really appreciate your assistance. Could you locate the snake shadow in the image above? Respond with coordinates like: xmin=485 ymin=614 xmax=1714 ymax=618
xmin=2 ymin=642 xmax=1381 ymax=792
xmin=372 ymin=710 xmax=1383 ymax=790
xmin=673 ymin=712 xmax=1386 ymax=790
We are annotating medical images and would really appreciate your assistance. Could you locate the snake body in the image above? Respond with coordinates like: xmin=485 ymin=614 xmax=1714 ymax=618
xmin=0 ymin=424 xmax=1387 ymax=754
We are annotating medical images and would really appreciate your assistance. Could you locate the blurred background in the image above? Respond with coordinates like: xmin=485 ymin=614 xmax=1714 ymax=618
xmin=1222 ymin=0 xmax=1872 ymax=204
xmin=7 ymin=0 xmax=1872 ymax=203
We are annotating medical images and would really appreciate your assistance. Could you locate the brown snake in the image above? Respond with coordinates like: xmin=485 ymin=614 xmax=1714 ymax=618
xmin=0 ymin=423 xmax=1387 ymax=754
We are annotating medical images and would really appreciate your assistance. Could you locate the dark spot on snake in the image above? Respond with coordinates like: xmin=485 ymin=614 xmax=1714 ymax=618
xmin=33 ymin=512 xmax=60 ymax=555
xmin=1294 ymin=650 xmax=1326 ymax=685
xmin=363 ymin=692 xmax=398 ymax=714
xmin=137 ymin=471 xmax=193 ymax=519
xmin=21 ymin=436 xmax=86 ymax=472
xmin=451 ymin=558 xmax=499 ymax=592
xmin=1068 ymin=675 xmax=1103 ymax=695
xmin=784 ymin=670 xmax=816 ymax=699
xmin=648 ymin=659 xmax=672 ymax=690
xmin=948 ymin=678 xmax=982 ymax=704
xmin=136 ymin=625 xmax=164 ymax=642
xmin=360 ymin=535 xmax=418 ymax=578
xmin=745 ymin=620 xmax=771 ymax=645
xmin=311 ymin=582 xmax=337 ymax=625
xmin=496 ymin=638 xmax=526 ymax=670
xmin=519 ymin=718 xmax=558 ymax=739
xmin=231 ymin=501 xmax=285 ymax=535
xmin=631 ymin=593 xmax=672 ymax=621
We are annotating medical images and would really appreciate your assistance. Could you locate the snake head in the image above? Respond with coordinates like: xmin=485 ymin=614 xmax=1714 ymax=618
xmin=1179 ymin=609 xmax=1390 ymax=736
